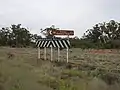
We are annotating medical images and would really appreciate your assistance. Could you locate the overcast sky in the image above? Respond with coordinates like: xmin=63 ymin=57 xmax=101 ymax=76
xmin=0 ymin=0 xmax=120 ymax=37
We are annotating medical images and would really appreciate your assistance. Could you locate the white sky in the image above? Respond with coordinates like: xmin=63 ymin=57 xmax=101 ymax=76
xmin=0 ymin=0 xmax=120 ymax=38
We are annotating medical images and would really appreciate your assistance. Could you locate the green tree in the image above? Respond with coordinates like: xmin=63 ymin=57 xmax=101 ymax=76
xmin=10 ymin=24 xmax=32 ymax=47
xmin=0 ymin=27 xmax=11 ymax=46
xmin=40 ymin=25 xmax=59 ymax=38
xmin=31 ymin=34 xmax=42 ymax=43
xmin=83 ymin=20 xmax=120 ymax=43
xmin=83 ymin=20 xmax=120 ymax=48
xmin=0 ymin=24 xmax=42 ymax=47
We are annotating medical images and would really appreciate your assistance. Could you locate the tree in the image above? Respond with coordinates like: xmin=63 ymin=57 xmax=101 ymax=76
xmin=31 ymin=34 xmax=42 ymax=43
xmin=83 ymin=20 xmax=120 ymax=43
xmin=0 ymin=27 xmax=11 ymax=46
xmin=40 ymin=25 xmax=59 ymax=38
xmin=10 ymin=24 xmax=32 ymax=47
xmin=0 ymin=24 xmax=42 ymax=47
xmin=82 ymin=20 xmax=120 ymax=48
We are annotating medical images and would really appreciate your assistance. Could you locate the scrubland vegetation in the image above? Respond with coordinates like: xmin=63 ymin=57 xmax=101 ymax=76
xmin=0 ymin=47 xmax=120 ymax=90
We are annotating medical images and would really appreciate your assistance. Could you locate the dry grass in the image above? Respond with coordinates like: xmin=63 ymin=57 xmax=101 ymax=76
xmin=0 ymin=47 xmax=120 ymax=90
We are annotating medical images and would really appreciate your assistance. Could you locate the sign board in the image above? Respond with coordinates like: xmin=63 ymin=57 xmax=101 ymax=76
xmin=36 ymin=38 xmax=71 ymax=63
xmin=49 ymin=30 xmax=74 ymax=36
xmin=36 ymin=38 xmax=71 ymax=48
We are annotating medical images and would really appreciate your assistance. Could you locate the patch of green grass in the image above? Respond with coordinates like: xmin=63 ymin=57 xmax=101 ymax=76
xmin=38 ymin=75 xmax=59 ymax=89
xmin=61 ymin=69 xmax=86 ymax=78
xmin=89 ymin=68 xmax=120 ymax=85
xmin=38 ymin=75 xmax=78 ymax=90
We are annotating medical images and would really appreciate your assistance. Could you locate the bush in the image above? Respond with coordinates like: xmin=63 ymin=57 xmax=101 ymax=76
xmin=90 ymin=69 xmax=120 ymax=85
xmin=61 ymin=69 xmax=85 ymax=78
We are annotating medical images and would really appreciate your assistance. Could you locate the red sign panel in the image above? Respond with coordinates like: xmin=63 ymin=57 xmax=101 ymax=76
xmin=51 ymin=30 xmax=74 ymax=35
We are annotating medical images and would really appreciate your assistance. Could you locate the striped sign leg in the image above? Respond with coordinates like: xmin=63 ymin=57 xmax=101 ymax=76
xmin=38 ymin=47 xmax=40 ymax=59
xmin=44 ymin=47 xmax=47 ymax=60
xmin=37 ymin=40 xmax=41 ymax=60
xmin=58 ymin=47 xmax=60 ymax=62
xmin=67 ymin=47 xmax=69 ymax=63
xmin=51 ymin=45 xmax=53 ymax=61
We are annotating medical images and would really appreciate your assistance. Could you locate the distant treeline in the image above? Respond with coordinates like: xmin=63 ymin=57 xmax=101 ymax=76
xmin=0 ymin=24 xmax=41 ymax=47
xmin=1 ymin=20 xmax=120 ymax=49
xmin=71 ymin=20 xmax=120 ymax=49
xmin=70 ymin=39 xmax=120 ymax=49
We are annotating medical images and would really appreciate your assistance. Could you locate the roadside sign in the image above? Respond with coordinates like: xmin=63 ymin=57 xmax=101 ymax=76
xmin=36 ymin=38 xmax=71 ymax=63
xmin=49 ymin=30 xmax=74 ymax=35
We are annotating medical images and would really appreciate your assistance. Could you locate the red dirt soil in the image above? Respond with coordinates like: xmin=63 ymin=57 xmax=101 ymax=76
xmin=88 ymin=49 xmax=120 ymax=54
